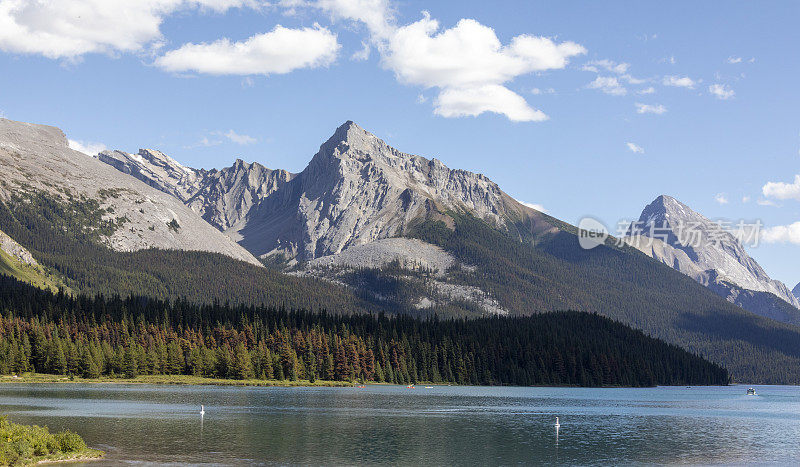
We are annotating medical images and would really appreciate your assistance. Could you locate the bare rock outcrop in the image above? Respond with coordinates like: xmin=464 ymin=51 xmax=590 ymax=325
xmin=0 ymin=118 xmax=261 ymax=266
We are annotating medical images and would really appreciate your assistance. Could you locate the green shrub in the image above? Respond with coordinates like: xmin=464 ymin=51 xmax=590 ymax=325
xmin=57 ymin=431 xmax=86 ymax=453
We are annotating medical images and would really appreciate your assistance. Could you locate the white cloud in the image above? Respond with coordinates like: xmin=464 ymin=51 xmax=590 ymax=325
xmin=587 ymin=76 xmax=626 ymax=96
xmin=635 ymin=102 xmax=666 ymax=114
xmin=310 ymin=3 xmax=585 ymax=122
xmin=709 ymin=83 xmax=735 ymax=100
xmin=68 ymin=139 xmax=106 ymax=156
xmin=757 ymin=198 xmax=779 ymax=207
xmin=531 ymin=87 xmax=555 ymax=95
xmin=381 ymin=13 xmax=584 ymax=121
xmin=316 ymin=0 xmax=395 ymax=41
xmin=761 ymin=222 xmax=800 ymax=245
xmin=626 ymin=142 xmax=644 ymax=154
xmin=351 ymin=40 xmax=371 ymax=60
xmin=155 ymin=24 xmax=339 ymax=75
xmin=0 ymin=0 xmax=261 ymax=59
xmin=620 ymin=74 xmax=647 ymax=85
xmin=662 ymin=75 xmax=696 ymax=88
xmin=223 ymin=129 xmax=256 ymax=144
xmin=636 ymin=87 xmax=655 ymax=95
xmin=727 ymin=56 xmax=743 ymax=64
xmin=763 ymin=174 xmax=800 ymax=201
xmin=517 ymin=200 xmax=547 ymax=213
xmin=582 ymin=59 xmax=629 ymax=74
xmin=714 ymin=193 xmax=729 ymax=205
xmin=434 ymin=85 xmax=547 ymax=121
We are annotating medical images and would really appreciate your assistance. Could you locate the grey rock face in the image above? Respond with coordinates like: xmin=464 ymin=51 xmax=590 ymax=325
xmin=100 ymin=120 xmax=552 ymax=262
xmin=794 ymin=282 xmax=800 ymax=301
xmin=0 ymin=118 xmax=261 ymax=266
xmin=306 ymin=238 xmax=456 ymax=277
xmin=624 ymin=195 xmax=800 ymax=319
xmin=233 ymin=121 xmax=533 ymax=260
xmin=99 ymin=150 xmax=294 ymax=232
xmin=0 ymin=228 xmax=37 ymax=266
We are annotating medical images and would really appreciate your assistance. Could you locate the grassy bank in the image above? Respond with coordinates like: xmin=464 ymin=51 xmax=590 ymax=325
xmin=0 ymin=415 xmax=102 ymax=465
xmin=0 ymin=373 xmax=358 ymax=387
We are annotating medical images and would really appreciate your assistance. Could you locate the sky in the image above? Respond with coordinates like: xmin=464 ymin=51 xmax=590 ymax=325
xmin=0 ymin=0 xmax=798 ymax=286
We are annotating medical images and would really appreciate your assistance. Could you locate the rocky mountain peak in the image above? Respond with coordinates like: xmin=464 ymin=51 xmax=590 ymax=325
xmin=794 ymin=282 xmax=800 ymax=300
xmin=624 ymin=195 xmax=800 ymax=312
xmin=636 ymin=194 xmax=698 ymax=228
xmin=97 ymin=121 xmax=550 ymax=262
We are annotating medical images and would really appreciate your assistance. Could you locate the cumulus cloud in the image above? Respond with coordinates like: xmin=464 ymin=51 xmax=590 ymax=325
xmin=587 ymin=76 xmax=626 ymax=96
xmin=709 ymin=83 xmax=734 ymax=100
xmin=155 ymin=24 xmax=339 ymax=75
xmin=582 ymin=59 xmax=629 ymax=74
xmin=635 ymin=103 xmax=666 ymax=114
xmin=223 ymin=129 xmax=256 ymax=144
xmin=626 ymin=142 xmax=644 ymax=154
xmin=662 ymin=75 xmax=696 ymax=88
xmin=381 ymin=13 xmax=584 ymax=121
xmin=316 ymin=0 xmax=395 ymax=41
xmin=714 ymin=193 xmax=729 ymax=204
xmin=434 ymin=85 xmax=547 ymax=121
xmin=68 ymin=139 xmax=106 ymax=156
xmin=636 ymin=87 xmax=655 ymax=95
xmin=310 ymin=2 xmax=585 ymax=122
xmin=761 ymin=222 xmax=800 ymax=245
xmin=727 ymin=56 xmax=743 ymax=64
xmin=763 ymin=174 xmax=800 ymax=201
xmin=0 ymin=0 xmax=261 ymax=59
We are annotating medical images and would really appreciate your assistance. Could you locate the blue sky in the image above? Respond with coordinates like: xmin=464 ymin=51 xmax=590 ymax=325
xmin=0 ymin=0 xmax=798 ymax=285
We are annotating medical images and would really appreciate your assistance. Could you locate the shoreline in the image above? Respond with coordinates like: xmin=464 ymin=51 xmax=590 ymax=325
xmin=35 ymin=449 xmax=104 ymax=464
xmin=0 ymin=374 xmax=730 ymax=389
xmin=0 ymin=373 xmax=357 ymax=388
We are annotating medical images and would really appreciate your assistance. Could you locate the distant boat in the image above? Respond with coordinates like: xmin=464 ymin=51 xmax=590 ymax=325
xmin=746 ymin=388 xmax=756 ymax=396
xmin=200 ymin=405 xmax=205 ymax=415
xmin=555 ymin=417 xmax=560 ymax=429
xmin=407 ymin=384 xmax=415 ymax=389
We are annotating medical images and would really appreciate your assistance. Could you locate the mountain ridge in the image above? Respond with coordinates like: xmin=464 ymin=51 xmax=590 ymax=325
xmin=623 ymin=194 xmax=800 ymax=322
xmin=0 ymin=118 xmax=261 ymax=266
xmin=100 ymin=120 xmax=557 ymax=262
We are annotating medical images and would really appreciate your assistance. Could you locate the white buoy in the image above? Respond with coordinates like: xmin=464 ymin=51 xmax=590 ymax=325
xmin=200 ymin=405 xmax=205 ymax=416
xmin=555 ymin=417 xmax=560 ymax=429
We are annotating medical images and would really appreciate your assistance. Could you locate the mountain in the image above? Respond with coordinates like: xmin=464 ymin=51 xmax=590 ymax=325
xmin=0 ymin=118 xmax=260 ymax=266
xmin=100 ymin=121 xmax=556 ymax=262
xmin=99 ymin=150 xmax=293 ymax=232
xmin=623 ymin=195 xmax=800 ymax=324
xmin=92 ymin=121 xmax=800 ymax=383
xmin=794 ymin=282 xmax=800 ymax=300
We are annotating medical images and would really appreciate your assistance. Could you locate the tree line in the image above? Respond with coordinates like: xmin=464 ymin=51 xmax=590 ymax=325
xmin=0 ymin=275 xmax=728 ymax=386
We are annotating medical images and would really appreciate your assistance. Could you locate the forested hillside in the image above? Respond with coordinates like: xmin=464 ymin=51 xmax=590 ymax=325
xmin=0 ymin=190 xmax=386 ymax=313
xmin=409 ymin=213 xmax=800 ymax=384
xmin=0 ymin=275 xmax=728 ymax=387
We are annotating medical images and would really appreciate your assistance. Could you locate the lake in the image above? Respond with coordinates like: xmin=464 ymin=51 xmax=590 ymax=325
xmin=0 ymin=384 xmax=798 ymax=465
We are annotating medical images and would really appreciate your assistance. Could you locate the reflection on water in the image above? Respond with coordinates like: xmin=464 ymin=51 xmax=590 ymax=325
xmin=0 ymin=384 xmax=799 ymax=465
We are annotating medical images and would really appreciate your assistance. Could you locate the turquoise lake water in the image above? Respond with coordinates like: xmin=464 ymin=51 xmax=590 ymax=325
xmin=0 ymin=384 xmax=798 ymax=465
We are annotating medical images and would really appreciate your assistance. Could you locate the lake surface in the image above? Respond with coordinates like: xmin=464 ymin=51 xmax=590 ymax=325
xmin=0 ymin=384 xmax=798 ymax=465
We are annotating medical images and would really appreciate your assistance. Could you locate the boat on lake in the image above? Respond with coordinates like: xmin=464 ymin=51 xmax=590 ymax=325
xmin=746 ymin=388 xmax=756 ymax=396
